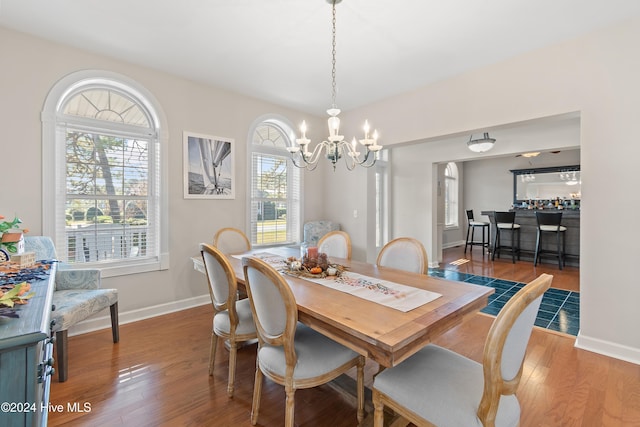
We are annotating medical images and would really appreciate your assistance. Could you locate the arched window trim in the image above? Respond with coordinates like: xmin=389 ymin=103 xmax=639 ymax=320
xmin=246 ymin=114 xmax=303 ymax=247
xmin=444 ymin=162 xmax=459 ymax=229
xmin=42 ymin=70 xmax=169 ymax=277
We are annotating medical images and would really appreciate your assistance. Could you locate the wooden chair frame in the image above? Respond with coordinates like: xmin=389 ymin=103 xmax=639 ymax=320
xmin=242 ymin=256 xmax=365 ymax=427
xmin=200 ymin=243 xmax=257 ymax=397
xmin=372 ymin=273 xmax=553 ymax=427
xmin=318 ymin=230 xmax=352 ymax=260
xmin=376 ymin=237 xmax=429 ymax=275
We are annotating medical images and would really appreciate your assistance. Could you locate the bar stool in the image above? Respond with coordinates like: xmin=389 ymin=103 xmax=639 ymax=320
xmin=534 ymin=211 xmax=567 ymax=270
xmin=464 ymin=210 xmax=490 ymax=255
xmin=491 ymin=211 xmax=521 ymax=264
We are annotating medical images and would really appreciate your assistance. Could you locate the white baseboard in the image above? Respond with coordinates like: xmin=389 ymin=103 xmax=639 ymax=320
xmin=442 ymin=240 xmax=465 ymax=249
xmin=575 ymin=332 xmax=640 ymax=365
xmin=67 ymin=294 xmax=211 ymax=337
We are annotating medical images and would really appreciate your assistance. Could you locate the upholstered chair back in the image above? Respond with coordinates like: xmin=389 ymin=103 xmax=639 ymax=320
xmin=213 ymin=227 xmax=251 ymax=254
xmin=376 ymin=237 xmax=428 ymax=275
xmin=318 ymin=230 xmax=352 ymax=260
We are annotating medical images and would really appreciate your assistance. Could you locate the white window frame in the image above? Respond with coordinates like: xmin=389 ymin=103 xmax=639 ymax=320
xmin=444 ymin=162 xmax=459 ymax=229
xmin=42 ymin=70 xmax=169 ymax=277
xmin=247 ymin=116 xmax=302 ymax=247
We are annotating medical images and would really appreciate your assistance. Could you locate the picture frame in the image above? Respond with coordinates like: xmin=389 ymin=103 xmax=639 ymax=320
xmin=183 ymin=131 xmax=235 ymax=199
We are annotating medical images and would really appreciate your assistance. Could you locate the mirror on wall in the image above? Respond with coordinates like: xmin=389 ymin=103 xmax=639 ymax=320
xmin=511 ymin=165 xmax=581 ymax=206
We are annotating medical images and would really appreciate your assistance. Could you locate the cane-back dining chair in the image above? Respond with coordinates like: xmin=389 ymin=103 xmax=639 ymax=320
xmin=200 ymin=243 xmax=257 ymax=397
xmin=24 ymin=236 xmax=119 ymax=382
xmin=376 ymin=237 xmax=428 ymax=275
xmin=213 ymin=227 xmax=251 ymax=254
xmin=242 ymin=256 xmax=365 ymax=427
xmin=317 ymin=230 xmax=352 ymax=260
xmin=372 ymin=273 xmax=553 ymax=427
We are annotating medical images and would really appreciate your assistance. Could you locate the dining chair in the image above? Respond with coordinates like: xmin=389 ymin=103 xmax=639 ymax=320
xmin=317 ymin=230 xmax=352 ymax=260
xmin=372 ymin=273 xmax=553 ymax=427
xmin=376 ymin=237 xmax=428 ymax=274
xmin=242 ymin=256 xmax=365 ymax=427
xmin=200 ymin=243 xmax=257 ymax=397
xmin=24 ymin=236 xmax=119 ymax=382
xmin=213 ymin=227 xmax=251 ymax=254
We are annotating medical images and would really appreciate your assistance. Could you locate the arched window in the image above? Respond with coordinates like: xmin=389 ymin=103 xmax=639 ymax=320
xmin=248 ymin=118 xmax=302 ymax=246
xmin=444 ymin=162 xmax=459 ymax=228
xmin=42 ymin=71 xmax=169 ymax=276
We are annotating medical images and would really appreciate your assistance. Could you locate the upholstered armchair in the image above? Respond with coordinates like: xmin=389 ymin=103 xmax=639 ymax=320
xmin=24 ymin=236 xmax=119 ymax=382
xmin=302 ymin=220 xmax=340 ymax=247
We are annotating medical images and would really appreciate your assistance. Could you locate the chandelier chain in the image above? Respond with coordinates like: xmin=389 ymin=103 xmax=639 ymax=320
xmin=331 ymin=1 xmax=337 ymax=108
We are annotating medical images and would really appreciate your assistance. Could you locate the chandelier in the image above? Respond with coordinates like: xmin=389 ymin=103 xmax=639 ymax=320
xmin=467 ymin=132 xmax=496 ymax=153
xmin=287 ymin=0 xmax=382 ymax=171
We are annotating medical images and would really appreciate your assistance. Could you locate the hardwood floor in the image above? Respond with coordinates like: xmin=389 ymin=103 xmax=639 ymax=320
xmin=48 ymin=250 xmax=640 ymax=426
xmin=440 ymin=244 xmax=580 ymax=292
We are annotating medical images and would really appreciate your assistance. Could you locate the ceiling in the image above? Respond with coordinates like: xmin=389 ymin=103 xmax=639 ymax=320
xmin=1 ymin=1 xmax=640 ymax=116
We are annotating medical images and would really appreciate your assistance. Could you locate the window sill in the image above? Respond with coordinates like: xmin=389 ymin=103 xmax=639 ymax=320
xmin=66 ymin=252 xmax=170 ymax=278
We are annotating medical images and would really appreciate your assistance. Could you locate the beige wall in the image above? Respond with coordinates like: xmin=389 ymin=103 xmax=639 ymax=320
xmin=325 ymin=17 xmax=640 ymax=363
xmin=0 ymin=27 xmax=326 ymax=326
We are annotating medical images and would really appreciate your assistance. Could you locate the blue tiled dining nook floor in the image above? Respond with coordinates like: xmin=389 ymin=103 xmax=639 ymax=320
xmin=428 ymin=269 xmax=580 ymax=336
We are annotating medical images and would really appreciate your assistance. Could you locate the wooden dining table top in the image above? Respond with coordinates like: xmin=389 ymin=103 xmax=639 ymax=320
xmin=193 ymin=246 xmax=494 ymax=368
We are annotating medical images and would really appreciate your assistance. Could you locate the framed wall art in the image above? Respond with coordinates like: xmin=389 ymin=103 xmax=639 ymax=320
xmin=183 ymin=131 xmax=235 ymax=199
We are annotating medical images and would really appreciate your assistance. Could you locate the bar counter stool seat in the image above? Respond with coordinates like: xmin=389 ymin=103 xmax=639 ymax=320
xmin=534 ymin=211 xmax=567 ymax=270
xmin=491 ymin=211 xmax=521 ymax=264
xmin=464 ymin=210 xmax=490 ymax=255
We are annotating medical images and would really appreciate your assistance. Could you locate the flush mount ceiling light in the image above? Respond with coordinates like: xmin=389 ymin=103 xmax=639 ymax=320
xmin=467 ymin=132 xmax=496 ymax=153
xmin=287 ymin=0 xmax=382 ymax=171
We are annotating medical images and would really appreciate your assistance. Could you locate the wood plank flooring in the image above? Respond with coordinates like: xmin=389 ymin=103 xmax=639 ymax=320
xmin=48 ymin=248 xmax=640 ymax=426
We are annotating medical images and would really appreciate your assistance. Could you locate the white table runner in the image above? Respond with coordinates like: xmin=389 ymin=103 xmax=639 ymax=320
xmin=235 ymin=252 xmax=441 ymax=312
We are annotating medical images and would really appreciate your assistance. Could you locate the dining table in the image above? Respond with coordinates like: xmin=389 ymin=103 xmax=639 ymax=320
xmin=192 ymin=246 xmax=494 ymax=368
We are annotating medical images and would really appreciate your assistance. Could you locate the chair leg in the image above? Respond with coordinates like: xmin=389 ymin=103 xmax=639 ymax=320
xmin=56 ymin=330 xmax=69 ymax=382
xmin=284 ymin=384 xmax=296 ymax=427
xmin=227 ymin=341 xmax=238 ymax=397
xmin=110 ymin=302 xmax=120 ymax=343
xmin=464 ymin=225 xmax=471 ymax=253
xmin=492 ymin=229 xmax=499 ymax=261
xmin=209 ymin=333 xmax=218 ymax=376
xmin=534 ymin=230 xmax=541 ymax=266
xmin=250 ymin=363 xmax=263 ymax=426
xmin=511 ymin=229 xmax=516 ymax=264
xmin=372 ymin=389 xmax=384 ymax=427
xmin=556 ymin=231 xmax=563 ymax=270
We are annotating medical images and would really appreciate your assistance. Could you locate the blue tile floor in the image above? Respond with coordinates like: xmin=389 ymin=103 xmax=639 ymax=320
xmin=428 ymin=269 xmax=580 ymax=336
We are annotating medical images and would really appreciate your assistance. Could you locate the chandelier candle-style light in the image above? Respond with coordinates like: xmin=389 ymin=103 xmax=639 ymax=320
xmin=287 ymin=0 xmax=382 ymax=171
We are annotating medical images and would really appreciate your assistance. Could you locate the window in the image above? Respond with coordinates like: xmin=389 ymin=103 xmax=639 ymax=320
xmin=42 ymin=71 xmax=168 ymax=276
xmin=248 ymin=119 xmax=301 ymax=246
xmin=375 ymin=150 xmax=389 ymax=249
xmin=444 ymin=162 xmax=459 ymax=228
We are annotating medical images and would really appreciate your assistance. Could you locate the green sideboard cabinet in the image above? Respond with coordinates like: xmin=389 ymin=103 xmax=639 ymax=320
xmin=0 ymin=262 xmax=56 ymax=427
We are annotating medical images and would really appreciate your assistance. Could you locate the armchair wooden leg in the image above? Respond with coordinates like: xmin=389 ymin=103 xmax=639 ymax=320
xmin=56 ymin=330 xmax=69 ymax=382
xmin=110 ymin=302 xmax=120 ymax=343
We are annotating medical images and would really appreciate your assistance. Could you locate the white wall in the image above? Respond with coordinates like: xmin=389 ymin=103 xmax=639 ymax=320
xmin=0 ymin=27 xmax=326 ymax=329
xmin=323 ymin=18 xmax=640 ymax=364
